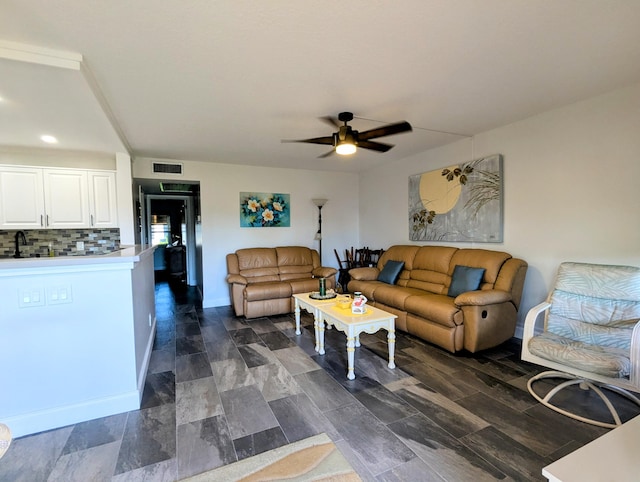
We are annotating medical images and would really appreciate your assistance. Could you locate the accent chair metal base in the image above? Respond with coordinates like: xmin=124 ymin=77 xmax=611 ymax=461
xmin=527 ymin=370 xmax=640 ymax=429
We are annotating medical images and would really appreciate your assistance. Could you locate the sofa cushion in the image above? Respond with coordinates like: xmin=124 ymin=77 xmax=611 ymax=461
xmin=276 ymin=246 xmax=314 ymax=267
xmin=279 ymin=266 xmax=313 ymax=281
xmin=236 ymin=248 xmax=281 ymax=283
xmin=289 ymin=277 xmax=325 ymax=294
xmin=378 ymin=245 xmax=420 ymax=271
xmin=348 ymin=280 xmax=384 ymax=301
xmin=372 ymin=285 xmax=430 ymax=310
xmin=528 ymin=331 xmax=630 ymax=378
xmin=405 ymin=294 xmax=462 ymax=328
xmin=377 ymin=260 xmax=405 ymax=285
xmin=406 ymin=245 xmax=458 ymax=294
xmin=237 ymin=248 xmax=278 ymax=270
xmin=449 ymin=249 xmax=511 ymax=288
xmin=244 ymin=281 xmax=292 ymax=301
xmin=448 ymin=265 xmax=485 ymax=297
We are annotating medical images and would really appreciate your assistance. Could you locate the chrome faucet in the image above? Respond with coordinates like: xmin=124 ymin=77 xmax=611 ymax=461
xmin=14 ymin=231 xmax=27 ymax=258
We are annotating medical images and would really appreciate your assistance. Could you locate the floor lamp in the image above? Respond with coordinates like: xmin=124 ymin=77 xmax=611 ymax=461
xmin=312 ymin=198 xmax=327 ymax=262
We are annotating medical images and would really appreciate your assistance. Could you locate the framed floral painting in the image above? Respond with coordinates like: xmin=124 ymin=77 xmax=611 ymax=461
xmin=408 ymin=154 xmax=503 ymax=242
xmin=240 ymin=192 xmax=290 ymax=227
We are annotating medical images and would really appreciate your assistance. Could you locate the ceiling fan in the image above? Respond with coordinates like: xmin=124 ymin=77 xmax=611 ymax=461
xmin=283 ymin=112 xmax=412 ymax=158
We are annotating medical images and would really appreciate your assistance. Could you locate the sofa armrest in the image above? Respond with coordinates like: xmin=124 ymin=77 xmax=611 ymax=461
xmin=460 ymin=290 xmax=522 ymax=352
xmin=454 ymin=289 xmax=512 ymax=306
xmin=313 ymin=267 xmax=338 ymax=278
xmin=349 ymin=267 xmax=379 ymax=281
xmin=226 ymin=273 xmax=248 ymax=286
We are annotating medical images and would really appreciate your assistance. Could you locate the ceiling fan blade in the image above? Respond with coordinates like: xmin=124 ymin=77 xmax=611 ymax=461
xmin=320 ymin=116 xmax=341 ymax=128
xmin=317 ymin=149 xmax=335 ymax=158
xmin=358 ymin=121 xmax=412 ymax=141
xmin=357 ymin=140 xmax=394 ymax=152
xmin=281 ymin=135 xmax=334 ymax=146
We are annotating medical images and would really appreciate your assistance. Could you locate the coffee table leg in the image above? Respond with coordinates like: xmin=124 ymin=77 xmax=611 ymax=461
xmin=318 ymin=318 xmax=326 ymax=355
xmin=294 ymin=300 xmax=301 ymax=335
xmin=387 ymin=328 xmax=396 ymax=369
xmin=313 ymin=314 xmax=320 ymax=352
xmin=346 ymin=336 xmax=356 ymax=380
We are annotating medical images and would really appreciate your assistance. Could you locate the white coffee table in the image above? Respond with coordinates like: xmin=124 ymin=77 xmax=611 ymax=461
xmin=317 ymin=303 xmax=397 ymax=380
xmin=292 ymin=292 xmax=341 ymax=351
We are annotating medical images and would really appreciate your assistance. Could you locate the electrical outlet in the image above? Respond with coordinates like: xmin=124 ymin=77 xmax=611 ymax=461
xmin=48 ymin=285 xmax=72 ymax=304
xmin=19 ymin=288 xmax=45 ymax=307
xmin=76 ymin=241 xmax=85 ymax=251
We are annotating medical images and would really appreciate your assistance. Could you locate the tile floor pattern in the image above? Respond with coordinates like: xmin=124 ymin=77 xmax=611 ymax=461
xmin=2 ymin=281 xmax=639 ymax=481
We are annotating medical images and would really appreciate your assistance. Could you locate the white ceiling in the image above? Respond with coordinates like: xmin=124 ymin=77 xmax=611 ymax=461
xmin=1 ymin=0 xmax=640 ymax=173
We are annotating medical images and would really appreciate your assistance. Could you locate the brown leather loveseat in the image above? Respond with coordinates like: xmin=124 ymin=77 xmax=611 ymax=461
xmin=226 ymin=246 xmax=337 ymax=319
xmin=348 ymin=245 xmax=527 ymax=353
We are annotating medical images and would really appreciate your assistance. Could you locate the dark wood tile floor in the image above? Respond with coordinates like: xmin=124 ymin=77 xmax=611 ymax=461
xmin=1 ymin=281 xmax=638 ymax=481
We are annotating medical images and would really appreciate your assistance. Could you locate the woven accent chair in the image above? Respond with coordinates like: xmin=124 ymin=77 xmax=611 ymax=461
xmin=521 ymin=262 xmax=640 ymax=428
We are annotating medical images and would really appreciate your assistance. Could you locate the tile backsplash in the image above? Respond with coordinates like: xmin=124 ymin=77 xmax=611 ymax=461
xmin=0 ymin=228 xmax=120 ymax=258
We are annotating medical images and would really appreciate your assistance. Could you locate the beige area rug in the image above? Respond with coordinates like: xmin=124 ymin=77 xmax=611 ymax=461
xmin=181 ymin=433 xmax=361 ymax=481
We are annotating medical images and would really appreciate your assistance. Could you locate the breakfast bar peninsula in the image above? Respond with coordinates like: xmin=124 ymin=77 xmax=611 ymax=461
xmin=0 ymin=245 xmax=156 ymax=438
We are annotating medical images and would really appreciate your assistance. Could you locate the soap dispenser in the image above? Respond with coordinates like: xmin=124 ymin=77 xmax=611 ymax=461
xmin=48 ymin=242 xmax=54 ymax=257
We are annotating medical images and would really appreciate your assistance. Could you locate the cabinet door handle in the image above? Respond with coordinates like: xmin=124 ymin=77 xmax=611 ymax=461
xmin=91 ymin=214 xmax=94 ymax=226
xmin=46 ymin=215 xmax=49 ymax=227
xmin=40 ymin=214 xmax=44 ymax=227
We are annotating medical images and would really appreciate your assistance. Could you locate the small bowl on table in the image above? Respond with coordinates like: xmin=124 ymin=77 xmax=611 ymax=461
xmin=336 ymin=295 xmax=352 ymax=310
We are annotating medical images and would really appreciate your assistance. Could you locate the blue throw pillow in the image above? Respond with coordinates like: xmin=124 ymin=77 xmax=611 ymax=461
xmin=448 ymin=265 xmax=486 ymax=297
xmin=377 ymin=260 xmax=405 ymax=285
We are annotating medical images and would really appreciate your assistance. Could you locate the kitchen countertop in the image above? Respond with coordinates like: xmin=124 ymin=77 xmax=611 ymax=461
xmin=0 ymin=245 xmax=156 ymax=273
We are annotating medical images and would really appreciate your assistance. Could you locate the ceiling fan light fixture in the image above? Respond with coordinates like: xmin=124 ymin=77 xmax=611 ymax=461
xmin=336 ymin=142 xmax=356 ymax=155
xmin=283 ymin=111 xmax=411 ymax=158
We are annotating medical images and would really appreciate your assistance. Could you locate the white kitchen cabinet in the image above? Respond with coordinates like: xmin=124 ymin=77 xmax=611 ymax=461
xmin=0 ymin=167 xmax=45 ymax=228
xmin=0 ymin=166 xmax=117 ymax=229
xmin=88 ymin=171 xmax=118 ymax=228
xmin=43 ymin=169 xmax=90 ymax=228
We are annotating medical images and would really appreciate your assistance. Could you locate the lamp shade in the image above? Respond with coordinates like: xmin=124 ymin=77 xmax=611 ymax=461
xmin=312 ymin=198 xmax=328 ymax=207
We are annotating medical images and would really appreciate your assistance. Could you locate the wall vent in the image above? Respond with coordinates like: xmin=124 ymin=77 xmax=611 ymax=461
xmin=152 ymin=162 xmax=183 ymax=174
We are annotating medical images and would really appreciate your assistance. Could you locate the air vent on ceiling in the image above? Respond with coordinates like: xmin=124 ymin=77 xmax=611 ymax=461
xmin=152 ymin=162 xmax=183 ymax=174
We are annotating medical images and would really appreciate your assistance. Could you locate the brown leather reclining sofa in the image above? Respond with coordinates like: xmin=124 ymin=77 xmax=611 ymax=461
xmin=226 ymin=246 xmax=337 ymax=319
xmin=348 ymin=245 xmax=527 ymax=353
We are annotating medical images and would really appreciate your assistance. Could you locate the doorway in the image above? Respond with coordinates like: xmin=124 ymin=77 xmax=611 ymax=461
xmin=135 ymin=180 xmax=201 ymax=288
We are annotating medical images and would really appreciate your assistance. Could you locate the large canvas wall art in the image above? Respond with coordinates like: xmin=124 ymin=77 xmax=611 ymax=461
xmin=240 ymin=192 xmax=290 ymax=227
xmin=408 ymin=154 xmax=503 ymax=242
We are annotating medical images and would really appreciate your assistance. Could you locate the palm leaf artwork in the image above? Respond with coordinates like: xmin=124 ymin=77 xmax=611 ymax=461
xmin=408 ymin=154 xmax=503 ymax=242
xmin=464 ymin=169 xmax=501 ymax=216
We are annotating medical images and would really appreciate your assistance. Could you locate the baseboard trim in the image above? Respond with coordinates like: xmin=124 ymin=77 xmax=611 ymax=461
xmin=3 ymin=391 xmax=140 ymax=439
xmin=202 ymin=296 xmax=231 ymax=309
xmin=137 ymin=317 xmax=157 ymax=403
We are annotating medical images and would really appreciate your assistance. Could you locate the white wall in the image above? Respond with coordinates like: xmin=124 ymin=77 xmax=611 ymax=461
xmin=359 ymin=82 xmax=640 ymax=335
xmin=0 ymin=258 xmax=153 ymax=437
xmin=116 ymin=151 xmax=135 ymax=245
xmin=132 ymin=159 xmax=360 ymax=308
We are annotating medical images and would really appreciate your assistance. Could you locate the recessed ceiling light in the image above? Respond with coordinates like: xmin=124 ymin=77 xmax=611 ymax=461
xmin=40 ymin=135 xmax=58 ymax=144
